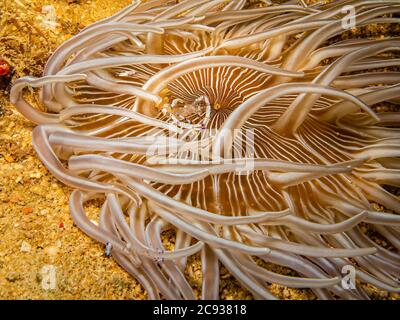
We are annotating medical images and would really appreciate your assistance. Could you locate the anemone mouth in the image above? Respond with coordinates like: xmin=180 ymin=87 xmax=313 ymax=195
xmin=10 ymin=0 xmax=400 ymax=300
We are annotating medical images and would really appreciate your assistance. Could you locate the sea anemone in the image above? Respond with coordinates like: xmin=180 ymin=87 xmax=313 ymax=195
xmin=10 ymin=0 xmax=400 ymax=299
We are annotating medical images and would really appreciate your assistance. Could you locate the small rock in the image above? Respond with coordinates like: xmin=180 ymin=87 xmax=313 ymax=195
xmin=30 ymin=172 xmax=42 ymax=179
xmin=45 ymin=246 xmax=59 ymax=256
xmin=22 ymin=206 xmax=33 ymax=214
xmin=6 ymin=272 xmax=20 ymax=282
xmin=283 ymin=288 xmax=290 ymax=298
xmin=4 ymin=154 xmax=14 ymax=162
xmin=20 ymin=241 xmax=31 ymax=253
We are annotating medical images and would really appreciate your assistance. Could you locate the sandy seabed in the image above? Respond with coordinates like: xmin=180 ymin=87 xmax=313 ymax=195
xmin=0 ymin=0 xmax=399 ymax=300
